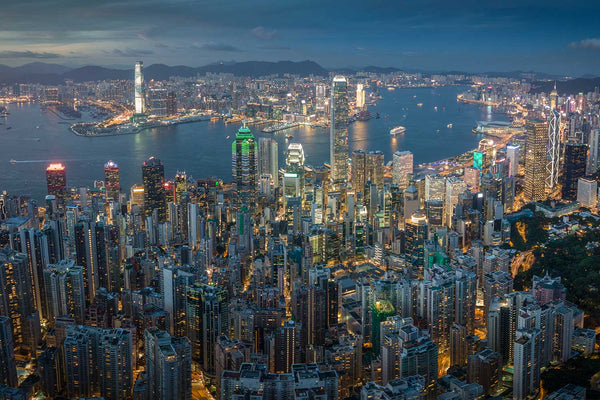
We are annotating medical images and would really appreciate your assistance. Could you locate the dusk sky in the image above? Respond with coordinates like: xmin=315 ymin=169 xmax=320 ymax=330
xmin=1 ymin=0 xmax=600 ymax=76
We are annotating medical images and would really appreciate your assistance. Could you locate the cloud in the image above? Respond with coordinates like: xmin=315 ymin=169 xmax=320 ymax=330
xmin=250 ymin=26 xmax=277 ymax=40
xmin=193 ymin=42 xmax=241 ymax=52
xmin=258 ymin=45 xmax=291 ymax=50
xmin=0 ymin=50 xmax=61 ymax=59
xmin=569 ymin=38 xmax=600 ymax=50
xmin=108 ymin=48 xmax=154 ymax=57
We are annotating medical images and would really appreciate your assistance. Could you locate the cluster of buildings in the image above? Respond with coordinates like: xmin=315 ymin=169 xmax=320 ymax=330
xmin=0 ymin=69 xmax=599 ymax=400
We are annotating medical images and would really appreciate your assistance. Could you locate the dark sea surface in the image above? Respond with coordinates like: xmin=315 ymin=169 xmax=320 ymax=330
xmin=0 ymin=85 xmax=505 ymax=200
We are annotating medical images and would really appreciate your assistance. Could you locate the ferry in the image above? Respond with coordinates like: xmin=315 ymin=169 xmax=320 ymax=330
xmin=9 ymin=159 xmax=16 ymax=165
xmin=417 ymin=103 xmax=423 ymax=107
xmin=446 ymin=123 xmax=453 ymax=128
xmin=390 ymin=126 xmax=406 ymax=135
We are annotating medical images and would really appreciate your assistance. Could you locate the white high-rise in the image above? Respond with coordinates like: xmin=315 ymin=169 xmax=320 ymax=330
xmin=392 ymin=151 xmax=413 ymax=189
xmin=577 ymin=178 xmax=598 ymax=208
xmin=506 ymin=144 xmax=520 ymax=177
xmin=587 ymin=128 xmax=600 ymax=174
xmin=425 ymin=173 xmax=445 ymax=201
xmin=134 ymin=61 xmax=145 ymax=114
xmin=356 ymin=83 xmax=365 ymax=110
xmin=444 ymin=177 xmax=467 ymax=227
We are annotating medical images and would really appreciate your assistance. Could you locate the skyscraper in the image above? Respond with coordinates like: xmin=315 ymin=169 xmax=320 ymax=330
xmin=104 ymin=160 xmax=120 ymax=202
xmin=506 ymin=144 xmax=520 ymax=178
xmin=366 ymin=151 xmax=385 ymax=188
xmin=232 ymin=125 xmax=258 ymax=206
xmin=148 ymin=88 xmax=167 ymax=117
xmin=351 ymin=150 xmax=366 ymax=195
xmin=166 ymin=90 xmax=177 ymax=116
xmin=43 ymin=260 xmax=86 ymax=323
xmin=562 ymin=143 xmax=588 ymax=200
xmin=142 ymin=157 xmax=166 ymax=223
xmin=258 ymin=138 xmax=279 ymax=187
xmin=284 ymin=143 xmax=305 ymax=199
xmin=134 ymin=61 xmax=145 ymax=114
xmin=524 ymin=120 xmax=547 ymax=201
xmin=587 ymin=128 xmax=600 ymax=174
xmin=405 ymin=211 xmax=429 ymax=273
xmin=392 ymin=151 xmax=413 ymax=189
xmin=330 ymin=76 xmax=349 ymax=185
xmin=356 ymin=83 xmax=365 ymax=110
xmin=46 ymin=162 xmax=67 ymax=207
xmin=315 ymin=83 xmax=326 ymax=113
xmin=546 ymin=110 xmax=561 ymax=190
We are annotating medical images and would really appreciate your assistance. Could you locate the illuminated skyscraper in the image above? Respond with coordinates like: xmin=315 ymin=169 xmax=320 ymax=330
xmin=550 ymin=81 xmax=558 ymax=110
xmin=166 ymin=90 xmax=177 ymax=116
xmin=405 ymin=211 xmax=429 ymax=273
xmin=506 ymin=144 xmax=520 ymax=177
xmin=284 ymin=143 xmax=305 ymax=199
xmin=315 ymin=83 xmax=326 ymax=113
xmin=330 ymin=76 xmax=349 ymax=185
xmin=366 ymin=151 xmax=384 ymax=188
xmin=134 ymin=61 xmax=145 ymax=114
xmin=46 ymin=163 xmax=67 ymax=207
xmin=546 ymin=110 xmax=561 ymax=190
xmin=356 ymin=83 xmax=365 ymax=110
xmin=351 ymin=149 xmax=366 ymax=195
xmin=232 ymin=125 xmax=257 ymax=206
xmin=142 ymin=157 xmax=167 ymax=223
xmin=104 ymin=160 xmax=120 ymax=202
xmin=524 ymin=120 xmax=547 ymax=202
xmin=392 ymin=151 xmax=413 ymax=189
xmin=562 ymin=143 xmax=588 ymax=200
xmin=148 ymin=88 xmax=167 ymax=117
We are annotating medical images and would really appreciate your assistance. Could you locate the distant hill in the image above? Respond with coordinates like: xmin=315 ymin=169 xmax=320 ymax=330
xmin=530 ymin=78 xmax=600 ymax=95
xmin=0 ymin=60 xmax=329 ymax=83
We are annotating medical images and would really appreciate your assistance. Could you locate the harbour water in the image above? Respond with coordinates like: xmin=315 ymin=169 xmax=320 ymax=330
xmin=0 ymin=85 xmax=506 ymax=200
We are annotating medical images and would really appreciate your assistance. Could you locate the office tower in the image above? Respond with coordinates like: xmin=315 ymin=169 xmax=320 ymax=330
xmin=467 ymin=348 xmax=502 ymax=395
xmin=104 ymin=160 xmax=120 ymax=202
xmin=425 ymin=173 xmax=445 ymax=201
xmin=134 ymin=61 xmax=145 ymax=114
xmin=0 ymin=317 xmax=17 ymax=387
xmin=258 ymin=137 xmax=279 ymax=187
xmin=577 ymin=178 xmax=598 ymax=208
xmin=142 ymin=156 xmax=167 ymax=223
xmin=330 ymin=76 xmax=349 ymax=185
xmin=185 ymin=283 xmax=228 ymax=374
xmin=356 ymin=83 xmax=365 ymax=109
xmin=562 ymin=143 xmax=588 ymax=200
xmin=549 ymin=81 xmax=558 ymax=110
xmin=444 ymin=176 xmax=467 ymax=227
xmin=148 ymin=88 xmax=167 ymax=116
xmin=524 ymin=120 xmax=548 ymax=201
xmin=393 ymin=151 xmax=413 ymax=189
xmin=43 ymin=260 xmax=86 ymax=323
xmin=232 ymin=125 xmax=258 ymax=205
xmin=513 ymin=329 xmax=541 ymax=400
xmin=130 ymin=184 xmax=144 ymax=208
xmin=284 ymin=143 xmax=305 ymax=199
xmin=588 ymin=128 xmax=600 ymax=174
xmin=166 ymin=90 xmax=177 ymax=116
xmin=315 ymin=83 xmax=327 ymax=112
xmin=547 ymin=110 xmax=561 ymax=190
xmin=145 ymin=328 xmax=192 ymax=400
xmin=351 ymin=150 xmax=366 ymax=195
xmin=0 ymin=249 xmax=34 ymax=348
xmin=274 ymin=320 xmax=302 ymax=373
xmin=366 ymin=151 xmax=385 ymax=188
xmin=405 ymin=211 xmax=428 ymax=274
xmin=506 ymin=144 xmax=520 ymax=177
xmin=46 ymin=162 xmax=67 ymax=207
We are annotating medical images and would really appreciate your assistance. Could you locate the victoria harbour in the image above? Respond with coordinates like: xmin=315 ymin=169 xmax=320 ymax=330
xmin=1 ymin=85 xmax=502 ymax=200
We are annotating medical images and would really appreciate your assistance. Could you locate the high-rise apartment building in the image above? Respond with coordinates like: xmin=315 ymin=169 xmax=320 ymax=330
xmin=0 ymin=316 xmax=17 ymax=388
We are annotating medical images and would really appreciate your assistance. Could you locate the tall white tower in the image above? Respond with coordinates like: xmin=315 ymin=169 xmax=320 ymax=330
xmin=546 ymin=109 xmax=561 ymax=190
xmin=356 ymin=83 xmax=365 ymax=110
xmin=134 ymin=61 xmax=146 ymax=114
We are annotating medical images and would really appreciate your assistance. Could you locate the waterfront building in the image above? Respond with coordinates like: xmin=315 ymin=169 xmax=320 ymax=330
xmin=330 ymin=76 xmax=349 ymax=185
xmin=166 ymin=90 xmax=177 ymax=116
xmin=134 ymin=61 xmax=145 ymax=114
xmin=524 ymin=120 xmax=547 ymax=202
xmin=142 ymin=156 xmax=167 ymax=223
xmin=232 ymin=125 xmax=258 ymax=206
xmin=148 ymin=88 xmax=167 ymax=117
xmin=393 ymin=151 xmax=413 ymax=190
xmin=104 ymin=160 xmax=120 ymax=202
xmin=356 ymin=83 xmax=366 ymax=110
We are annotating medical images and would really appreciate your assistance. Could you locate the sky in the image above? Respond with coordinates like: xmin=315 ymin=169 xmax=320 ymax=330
xmin=0 ymin=0 xmax=599 ymax=76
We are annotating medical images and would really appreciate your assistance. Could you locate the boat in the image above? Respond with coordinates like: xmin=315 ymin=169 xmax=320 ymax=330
xmin=417 ymin=103 xmax=423 ymax=107
xmin=286 ymin=134 xmax=294 ymax=139
xmin=6 ymin=127 xmax=12 ymax=130
xmin=9 ymin=159 xmax=16 ymax=165
xmin=446 ymin=123 xmax=453 ymax=128
xmin=226 ymin=135 xmax=230 ymax=139
xmin=390 ymin=126 xmax=406 ymax=135
xmin=356 ymin=110 xmax=372 ymax=121
xmin=376 ymin=113 xmax=380 ymax=119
